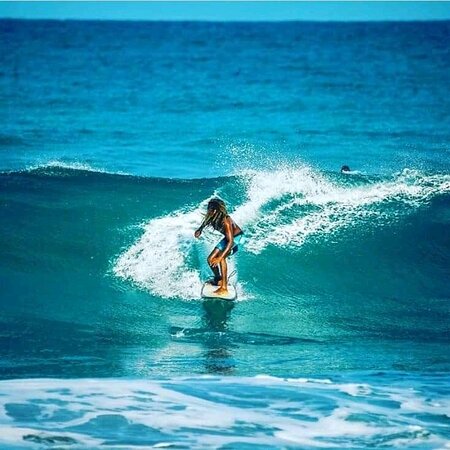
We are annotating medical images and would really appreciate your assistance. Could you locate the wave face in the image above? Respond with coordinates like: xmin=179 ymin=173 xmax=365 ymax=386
xmin=0 ymin=374 xmax=449 ymax=449
xmin=0 ymin=164 xmax=449 ymax=380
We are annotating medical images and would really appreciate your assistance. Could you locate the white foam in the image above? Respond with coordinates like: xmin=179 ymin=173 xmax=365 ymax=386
xmin=235 ymin=167 xmax=450 ymax=254
xmin=1 ymin=376 xmax=447 ymax=449
xmin=338 ymin=383 xmax=372 ymax=396
xmin=114 ymin=208 xmax=202 ymax=299
xmin=232 ymin=165 xmax=331 ymax=226
xmin=27 ymin=160 xmax=129 ymax=175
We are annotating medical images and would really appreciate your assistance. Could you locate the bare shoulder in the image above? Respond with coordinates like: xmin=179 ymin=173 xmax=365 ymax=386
xmin=223 ymin=216 xmax=233 ymax=228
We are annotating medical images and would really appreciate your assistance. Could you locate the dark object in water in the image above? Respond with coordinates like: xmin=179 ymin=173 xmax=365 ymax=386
xmin=23 ymin=434 xmax=78 ymax=445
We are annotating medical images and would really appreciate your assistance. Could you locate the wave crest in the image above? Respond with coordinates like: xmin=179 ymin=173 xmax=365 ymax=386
xmin=237 ymin=167 xmax=450 ymax=253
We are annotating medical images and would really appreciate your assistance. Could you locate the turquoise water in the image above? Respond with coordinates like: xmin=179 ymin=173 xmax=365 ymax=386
xmin=1 ymin=19 xmax=449 ymax=448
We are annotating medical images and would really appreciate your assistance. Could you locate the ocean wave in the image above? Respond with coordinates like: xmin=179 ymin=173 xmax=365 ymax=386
xmin=238 ymin=167 xmax=450 ymax=253
xmin=0 ymin=160 xmax=131 ymax=177
xmin=113 ymin=164 xmax=450 ymax=299
xmin=25 ymin=160 xmax=131 ymax=176
xmin=0 ymin=374 xmax=448 ymax=449
xmin=0 ymin=161 xmax=232 ymax=184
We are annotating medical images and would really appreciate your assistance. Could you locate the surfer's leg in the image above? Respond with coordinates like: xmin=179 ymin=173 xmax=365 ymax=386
xmin=220 ymin=258 xmax=228 ymax=289
xmin=214 ymin=257 xmax=228 ymax=294
xmin=214 ymin=250 xmax=233 ymax=294
xmin=207 ymin=248 xmax=221 ymax=284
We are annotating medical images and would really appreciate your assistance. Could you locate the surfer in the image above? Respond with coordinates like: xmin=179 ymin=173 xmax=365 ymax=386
xmin=341 ymin=165 xmax=351 ymax=173
xmin=194 ymin=198 xmax=244 ymax=295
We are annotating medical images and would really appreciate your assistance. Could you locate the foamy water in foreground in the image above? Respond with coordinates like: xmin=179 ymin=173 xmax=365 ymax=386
xmin=0 ymin=374 xmax=449 ymax=449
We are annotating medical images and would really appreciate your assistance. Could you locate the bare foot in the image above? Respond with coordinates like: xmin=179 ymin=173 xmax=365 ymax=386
xmin=214 ymin=287 xmax=228 ymax=295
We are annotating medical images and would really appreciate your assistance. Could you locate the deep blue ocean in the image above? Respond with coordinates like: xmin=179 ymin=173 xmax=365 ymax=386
xmin=1 ymin=19 xmax=449 ymax=448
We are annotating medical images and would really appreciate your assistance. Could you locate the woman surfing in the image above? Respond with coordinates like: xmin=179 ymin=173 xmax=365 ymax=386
xmin=194 ymin=198 xmax=245 ymax=296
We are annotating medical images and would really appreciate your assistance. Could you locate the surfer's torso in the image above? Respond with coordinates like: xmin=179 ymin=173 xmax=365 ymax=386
xmin=215 ymin=215 xmax=243 ymax=237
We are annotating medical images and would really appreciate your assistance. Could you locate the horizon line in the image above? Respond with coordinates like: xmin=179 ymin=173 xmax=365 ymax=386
xmin=2 ymin=16 xmax=450 ymax=23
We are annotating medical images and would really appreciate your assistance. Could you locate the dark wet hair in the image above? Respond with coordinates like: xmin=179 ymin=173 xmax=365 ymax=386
xmin=201 ymin=198 xmax=228 ymax=231
xmin=341 ymin=165 xmax=350 ymax=172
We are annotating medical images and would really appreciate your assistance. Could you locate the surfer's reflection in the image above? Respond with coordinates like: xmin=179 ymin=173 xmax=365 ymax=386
xmin=201 ymin=299 xmax=236 ymax=375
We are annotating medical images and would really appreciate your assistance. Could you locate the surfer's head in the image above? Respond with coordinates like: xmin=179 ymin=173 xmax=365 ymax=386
xmin=203 ymin=198 xmax=228 ymax=231
xmin=341 ymin=165 xmax=351 ymax=173
xmin=207 ymin=198 xmax=226 ymax=213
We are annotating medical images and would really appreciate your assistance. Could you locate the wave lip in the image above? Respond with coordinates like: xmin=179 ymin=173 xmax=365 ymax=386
xmin=0 ymin=374 xmax=448 ymax=449
xmin=25 ymin=160 xmax=131 ymax=176
xmin=235 ymin=167 xmax=450 ymax=254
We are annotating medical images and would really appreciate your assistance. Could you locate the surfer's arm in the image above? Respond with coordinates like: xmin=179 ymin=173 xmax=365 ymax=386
xmin=194 ymin=222 xmax=205 ymax=238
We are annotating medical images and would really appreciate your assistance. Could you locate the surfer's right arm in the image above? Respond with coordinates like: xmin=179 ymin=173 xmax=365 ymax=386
xmin=194 ymin=224 xmax=204 ymax=238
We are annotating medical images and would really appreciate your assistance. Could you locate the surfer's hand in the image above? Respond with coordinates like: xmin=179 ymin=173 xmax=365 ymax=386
xmin=194 ymin=229 xmax=201 ymax=238
xmin=210 ymin=257 xmax=221 ymax=267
